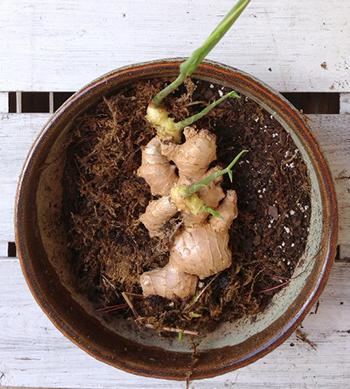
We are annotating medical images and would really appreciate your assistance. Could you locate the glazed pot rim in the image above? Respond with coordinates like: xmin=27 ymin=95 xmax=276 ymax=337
xmin=15 ymin=58 xmax=338 ymax=380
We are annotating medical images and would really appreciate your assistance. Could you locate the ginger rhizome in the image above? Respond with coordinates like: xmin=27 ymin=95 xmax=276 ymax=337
xmin=137 ymin=0 xmax=251 ymax=300
xmin=138 ymin=126 xmax=246 ymax=299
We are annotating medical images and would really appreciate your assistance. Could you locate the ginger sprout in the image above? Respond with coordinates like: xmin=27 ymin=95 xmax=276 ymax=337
xmin=152 ymin=0 xmax=251 ymax=106
xmin=187 ymin=149 xmax=248 ymax=194
xmin=146 ymin=91 xmax=239 ymax=143
xmin=147 ymin=0 xmax=251 ymax=142
xmin=170 ymin=150 xmax=247 ymax=218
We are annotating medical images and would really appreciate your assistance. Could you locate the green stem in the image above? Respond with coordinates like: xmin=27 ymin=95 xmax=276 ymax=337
xmin=175 ymin=91 xmax=239 ymax=130
xmin=152 ymin=0 xmax=251 ymax=106
xmin=153 ymin=74 xmax=186 ymax=108
xmin=202 ymin=205 xmax=223 ymax=219
xmin=187 ymin=149 xmax=248 ymax=195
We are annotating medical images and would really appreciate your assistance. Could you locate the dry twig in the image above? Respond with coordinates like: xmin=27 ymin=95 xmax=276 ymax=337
xmin=122 ymin=292 xmax=140 ymax=318
xmin=143 ymin=323 xmax=198 ymax=336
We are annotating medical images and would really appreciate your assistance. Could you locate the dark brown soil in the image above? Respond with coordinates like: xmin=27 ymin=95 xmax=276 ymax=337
xmin=62 ymin=78 xmax=311 ymax=336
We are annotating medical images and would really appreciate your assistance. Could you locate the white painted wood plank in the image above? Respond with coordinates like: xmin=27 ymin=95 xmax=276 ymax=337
xmin=308 ymin=115 xmax=350 ymax=246
xmin=0 ymin=241 xmax=8 ymax=257
xmin=0 ymin=93 xmax=8 ymax=113
xmin=0 ymin=0 xmax=349 ymax=92
xmin=339 ymin=94 xmax=350 ymax=258
xmin=0 ymin=114 xmax=50 ymax=253
xmin=49 ymin=92 xmax=54 ymax=114
xmin=339 ymin=245 xmax=350 ymax=260
xmin=0 ymin=258 xmax=349 ymax=388
xmin=340 ymin=93 xmax=350 ymax=114
xmin=1 ymin=114 xmax=349 ymax=247
xmin=15 ymin=91 xmax=22 ymax=113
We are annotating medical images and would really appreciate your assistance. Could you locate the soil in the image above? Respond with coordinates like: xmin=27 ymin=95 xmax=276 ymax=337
xmin=62 ymin=77 xmax=311 ymax=336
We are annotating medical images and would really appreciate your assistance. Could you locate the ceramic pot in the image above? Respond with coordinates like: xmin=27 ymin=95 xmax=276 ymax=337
xmin=15 ymin=59 xmax=338 ymax=380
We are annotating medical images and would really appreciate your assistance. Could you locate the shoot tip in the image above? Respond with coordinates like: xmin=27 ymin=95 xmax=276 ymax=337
xmin=227 ymin=91 xmax=240 ymax=99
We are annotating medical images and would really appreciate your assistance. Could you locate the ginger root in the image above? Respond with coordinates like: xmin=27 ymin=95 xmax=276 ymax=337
xmin=140 ymin=262 xmax=198 ymax=300
xmin=139 ymin=128 xmax=224 ymax=232
xmin=161 ymin=127 xmax=217 ymax=179
xmin=138 ymin=123 xmax=243 ymax=300
xmin=170 ymin=191 xmax=237 ymax=279
xmin=139 ymin=196 xmax=177 ymax=237
xmin=140 ymin=191 xmax=237 ymax=298
xmin=137 ymin=137 xmax=177 ymax=196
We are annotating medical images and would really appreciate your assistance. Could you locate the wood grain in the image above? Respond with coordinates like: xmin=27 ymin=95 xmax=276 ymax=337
xmin=0 ymin=0 xmax=349 ymax=92
xmin=0 ymin=113 xmax=348 ymax=255
xmin=0 ymin=258 xmax=348 ymax=388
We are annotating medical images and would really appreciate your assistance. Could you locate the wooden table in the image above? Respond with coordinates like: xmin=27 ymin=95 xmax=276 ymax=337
xmin=0 ymin=1 xmax=349 ymax=388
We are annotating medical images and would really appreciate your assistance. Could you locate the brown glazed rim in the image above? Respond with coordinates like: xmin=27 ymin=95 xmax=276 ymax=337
xmin=15 ymin=59 xmax=338 ymax=380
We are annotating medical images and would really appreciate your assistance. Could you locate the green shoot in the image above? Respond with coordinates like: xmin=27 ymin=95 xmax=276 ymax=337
xmin=188 ymin=149 xmax=248 ymax=195
xmin=170 ymin=150 xmax=247 ymax=219
xmin=175 ymin=91 xmax=239 ymax=130
xmin=202 ymin=205 xmax=224 ymax=219
xmin=152 ymin=0 xmax=251 ymax=106
xmin=147 ymin=90 xmax=239 ymax=142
